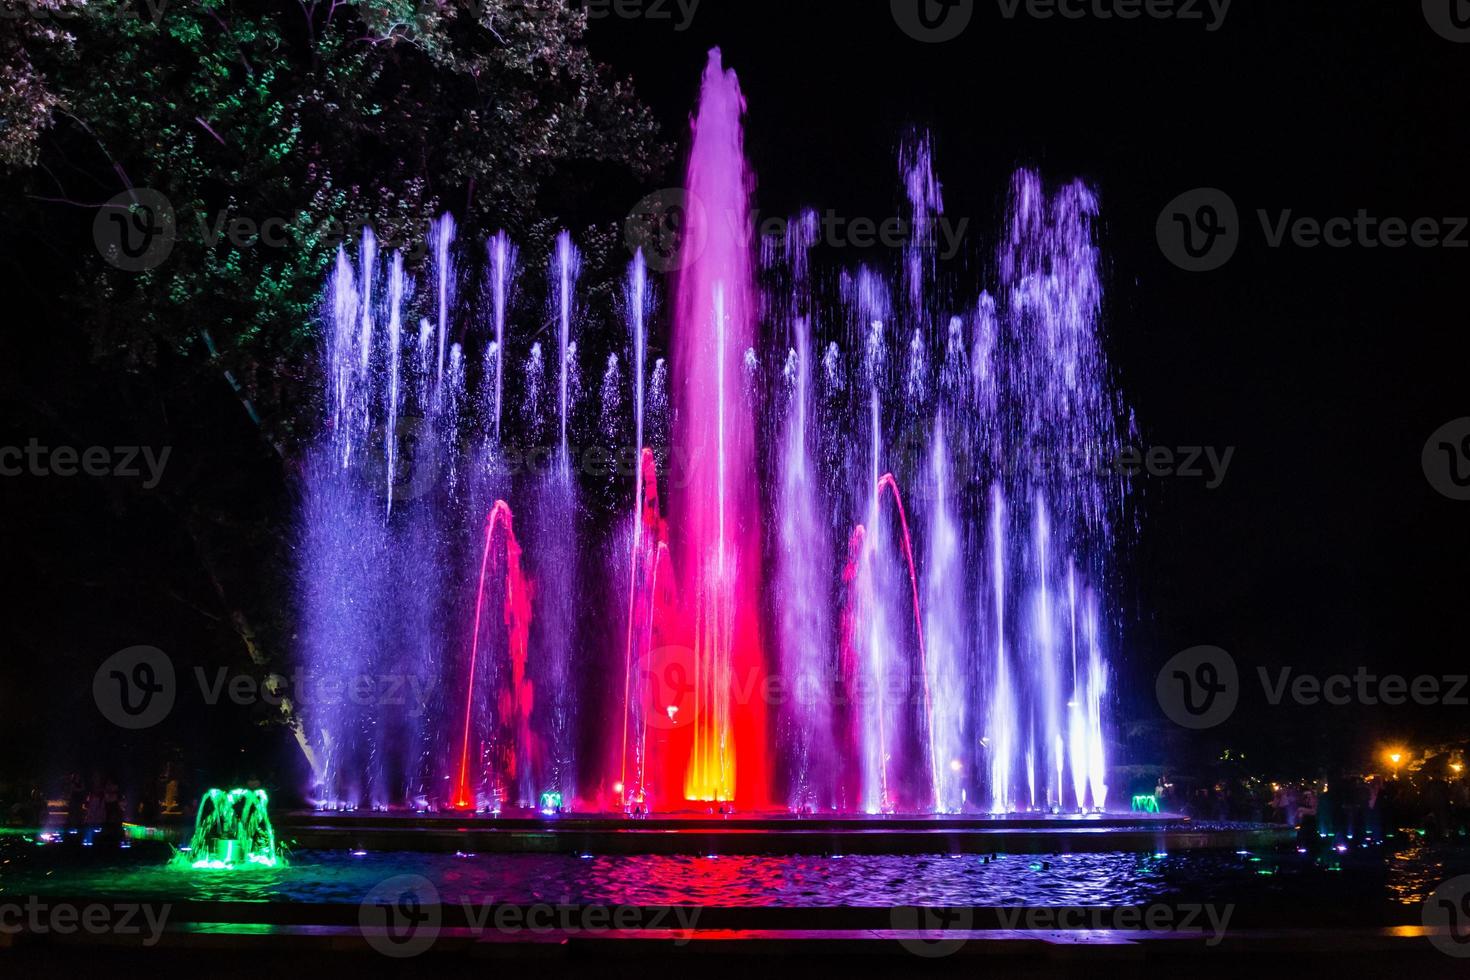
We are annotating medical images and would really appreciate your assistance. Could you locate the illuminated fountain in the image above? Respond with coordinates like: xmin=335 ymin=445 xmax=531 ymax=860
xmin=297 ymin=48 xmax=1123 ymax=817
xmin=175 ymin=788 xmax=280 ymax=870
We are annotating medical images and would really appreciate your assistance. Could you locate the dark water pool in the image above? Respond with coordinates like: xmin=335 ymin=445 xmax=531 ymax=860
xmin=3 ymin=834 xmax=1467 ymax=920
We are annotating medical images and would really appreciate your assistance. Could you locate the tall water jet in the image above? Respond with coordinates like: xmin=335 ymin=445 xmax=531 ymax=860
xmin=1032 ymin=501 xmax=1063 ymax=809
xmin=304 ymin=233 xmax=444 ymax=808
xmin=384 ymin=247 xmax=444 ymax=808
xmin=836 ymin=525 xmax=868 ymax=812
xmin=775 ymin=314 xmax=834 ymax=811
xmin=530 ymin=232 xmax=583 ymax=803
xmin=978 ymin=170 xmax=1118 ymax=813
xmin=925 ymin=417 xmax=966 ymax=812
xmin=1085 ymin=600 xmax=1110 ymax=812
xmin=618 ymin=250 xmax=656 ymax=807
xmin=384 ymin=254 xmax=404 ymax=518
xmin=488 ymin=231 xmax=517 ymax=443
xmin=765 ymin=211 xmax=834 ymax=811
xmin=430 ymin=214 xmax=456 ymax=390
xmin=672 ymin=49 xmax=768 ymax=806
xmin=986 ymin=484 xmax=1015 ymax=814
xmin=555 ymin=231 xmax=579 ymax=455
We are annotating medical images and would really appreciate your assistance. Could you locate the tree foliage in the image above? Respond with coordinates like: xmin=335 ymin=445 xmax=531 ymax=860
xmin=8 ymin=0 xmax=667 ymax=436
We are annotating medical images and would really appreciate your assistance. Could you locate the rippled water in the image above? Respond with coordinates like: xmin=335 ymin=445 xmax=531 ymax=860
xmin=0 ymin=849 xmax=1161 ymax=906
xmin=3 ymin=838 xmax=1467 ymax=915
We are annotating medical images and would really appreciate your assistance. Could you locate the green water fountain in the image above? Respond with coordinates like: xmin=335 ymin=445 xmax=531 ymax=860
xmin=176 ymin=788 xmax=281 ymax=870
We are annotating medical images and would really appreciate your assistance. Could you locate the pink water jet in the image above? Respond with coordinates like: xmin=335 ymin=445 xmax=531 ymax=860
xmin=841 ymin=474 xmax=940 ymax=811
xmin=838 ymin=524 xmax=871 ymax=812
xmin=672 ymin=49 xmax=768 ymax=806
xmin=455 ymin=501 xmax=533 ymax=809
